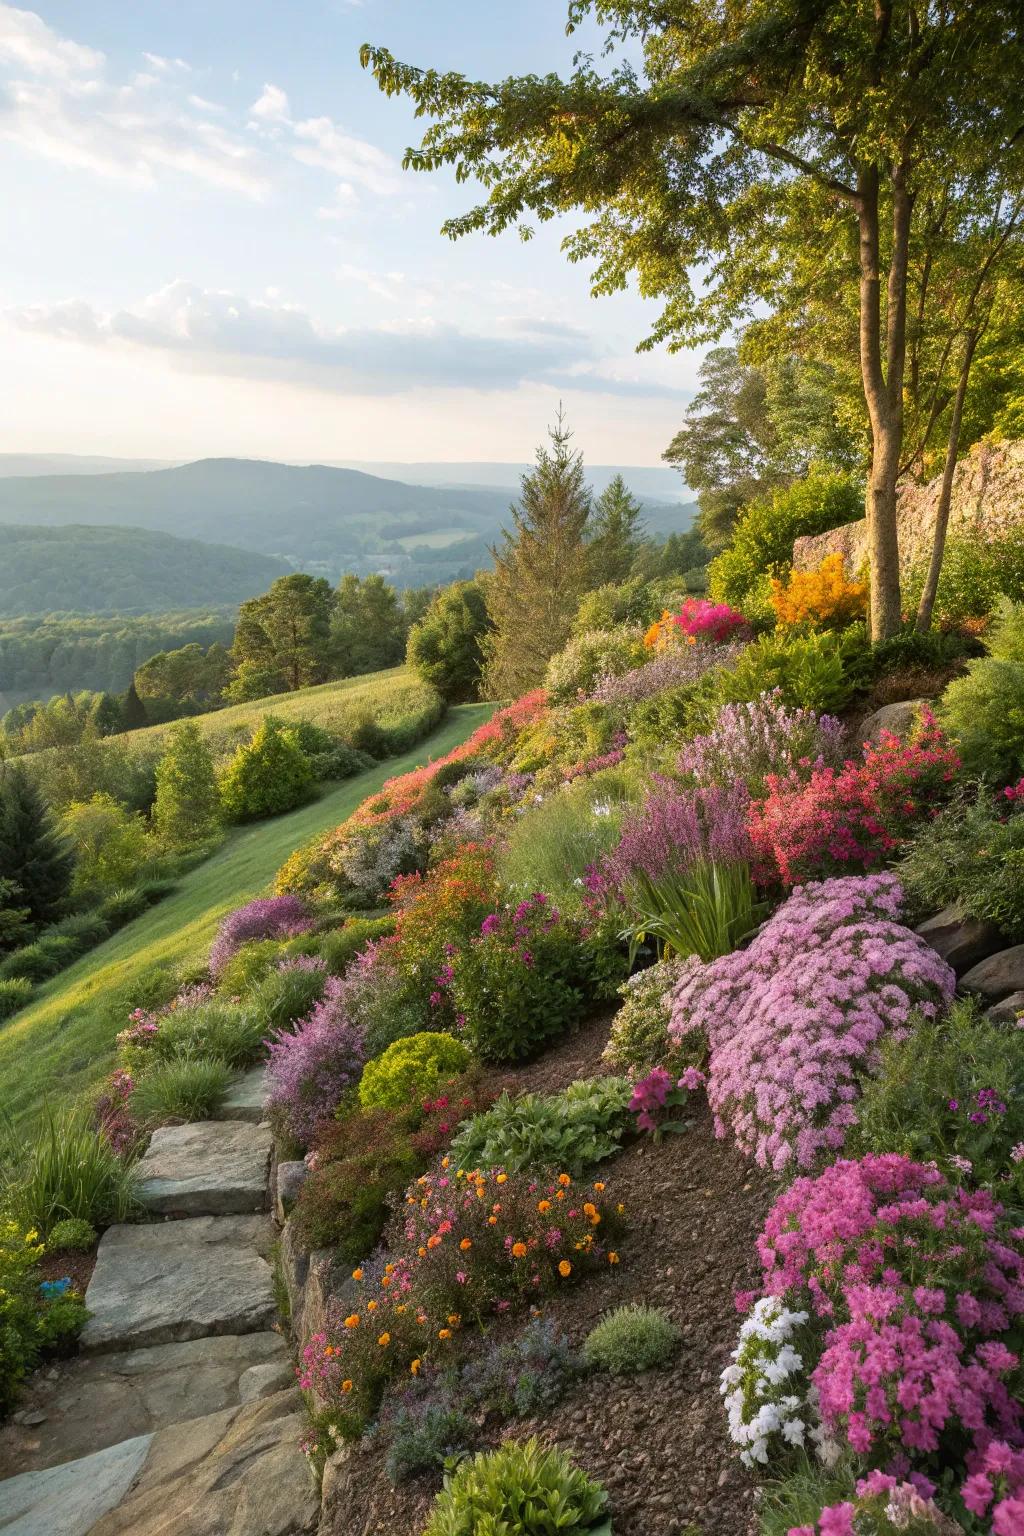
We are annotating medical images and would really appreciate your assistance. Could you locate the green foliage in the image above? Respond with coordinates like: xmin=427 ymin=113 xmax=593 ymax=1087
xmin=691 ymin=627 xmax=868 ymax=723
xmin=582 ymin=1304 xmax=681 ymax=1376
xmin=0 ymin=977 xmax=33 ymax=1019
xmin=587 ymin=473 xmax=645 ymax=584
xmin=0 ymin=1217 xmax=86 ymax=1417
xmin=290 ymin=1104 xmax=422 ymax=1259
xmin=406 ymin=581 xmax=490 ymax=702
xmin=4 ymin=1107 xmax=138 ymax=1235
xmin=150 ymin=1000 xmax=266 ymax=1069
xmin=898 ymin=786 xmax=1024 ymax=938
xmin=134 ymin=641 xmax=232 ymax=718
xmin=387 ymin=1402 xmax=477 ymax=1485
xmin=310 ymin=916 xmax=397 ymax=975
xmin=0 ymin=936 xmax=79 ymax=983
xmin=573 ymin=574 xmax=681 ymax=634
xmin=544 ymin=625 xmax=645 ymax=705
xmin=358 ymin=1031 xmax=471 ymax=1111
xmin=218 ymin=717 xmax=315 ymax=822
xmin=603 ymin=958 xmax=682 ymax=1076
xmin=496 ymin=775 xmax=629 ymax=902
xmin=621 ymin=860 xmax=766 ymax=965
xmin=231 ymin=572 xmax=337 ymax=699
xmin=482 ymin=410 xmax=594 ymax=698
xmin=61 ymin=792 xmax=152 ymax=898
xmin=96 ymin=886 xmax=151 ymax=927
xmin=452 ymin=911 xmax=592 ymax=1064
xmin=904 ymin=531 xmax=1024 ymax=625
xmin=332 ymin=573 xmax=408 ymax=678
xmin=131 ymin=1055 xmax=231 ymax=1128
xmin=756 ymin=1461 xmax=863 ymax=1536
xmin=46 ymin=1217 xmax=97 ymax=1251
xmin=708 ymin=473 xmax=863 ymax=612
xmin=0 ymin=763 xmax=75 ymax=926
xmin=153 ymin=721 xmax=221 ymax=848
xmin=937 ymin=660 xmax=1024 ymax=784
xmin=248 ymin=964 xmax=327 ymax=1033
xmin=449 ymin=1077 xmax=633 ymax=1175
xmin=422 ymin=1437 xmax=609 ymax=1536
xmin=213 ymin=938 xmax=283 ymax=997
xmin=851 ymin=998 xmax=1024 ymax=1204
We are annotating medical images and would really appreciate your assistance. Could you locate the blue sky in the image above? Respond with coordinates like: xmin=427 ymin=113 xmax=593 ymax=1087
xmin=0 ymin=1 xmax=704 ymax=465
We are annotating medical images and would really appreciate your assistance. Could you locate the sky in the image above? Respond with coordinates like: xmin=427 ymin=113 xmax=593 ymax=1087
xmin=0 ymin=0 xmax=705 ymax=468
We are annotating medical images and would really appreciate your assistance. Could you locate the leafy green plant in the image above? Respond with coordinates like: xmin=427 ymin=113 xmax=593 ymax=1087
xmin=218 ymin=717 xmax=316 ymax=822
xmin=248 ymin=963 xmax=327 ymax=1033
xmin=692 ymin=627 xmax=869 ymax=720
xmin=290 ymin=1105 xmax=422 ymax=1258
xmin=937 ymin=659 xmax=1024 ymax=784
xmin=602 ymin=959 xmax=682 ymax=1076
xmin=214 ymin=939 xmax=282 ymax=997
xmin=423 ymin=1437 xmax=609 ymax=1536
xmin=708 ymin=472 xmax=863 ymax=612
xmin=0 ymin=935 xmax=78 ymax=983
xmin=4 ymin=1106 xmax=138 ymax=1234
xmin=0 ymin=1217 xmax=87 ymax=1416
xmin=497 ymin=777 xmax=629 ymax=902
xmin=386 ymin=1402 xmax=476 ymax=1484
xmin=0 ymin=976 xmax=33 ymax=1020
xmin=150 ymin=1000 xmax=266 ymax=1069
xmin=309 ymin=915 xmax=396 ymax=974
xmin=130 ymin=1055 xmax=231 ymax=1127
xmin=450 ymin=1077 xmax=632 ymax=1175
xmin=621 ymin=859 xmax=766 ymax=965
xmin=544 ymin=625 xmax=646 ymax=704
xmin=897 ymin=784 xmax=1024 ymax=938
xmin=583 ymin=1304 xmax=681 ymax=1375
xmin=46 ymin=1216 xmax=97 ymax=1251
xmin=96 ymin=886 xmax=151 ymax=927
xmin=359 ymin=1031 xmax=471 ymax=1111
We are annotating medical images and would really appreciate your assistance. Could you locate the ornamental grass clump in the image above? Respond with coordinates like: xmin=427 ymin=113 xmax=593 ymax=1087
xmin=669 ymin=874 xmax=955 ymax=1171
xmin=209 ymin=895 xmax=312 ymax=976
xmin=583 ymin=1303 xmax=681 ymax=1376
xmin=677 ymin=689 xmax=846 ymax=796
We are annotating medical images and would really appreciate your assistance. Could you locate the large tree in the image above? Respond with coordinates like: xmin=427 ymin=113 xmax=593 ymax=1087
xmin=153 ymin=721 xmax=221 ymax=848
xmin=232 ymin=574 xmax=336 ymax=698
xmin=332 ymin=574 xmax=407 ymax=677
xmin=0 ymin=763 xmax=75 ymax=927
xmin=362 ymin=2 xmax=1024 ymax=639
xmin=482 ymin=408 xmax=592 ymax=696
xmin=406 ymin=580 xmax=491 ymax=701
xmin=587 ymin=474 xmax=645 ymax=585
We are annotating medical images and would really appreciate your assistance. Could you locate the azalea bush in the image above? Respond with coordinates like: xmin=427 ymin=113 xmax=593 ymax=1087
xmin=644 ymin=597 xmax=749 ymax=649
xmin=208 ymin=895 xmax=312 ymax=977
xmin=264 ymin=978 xmax=367 ymax=1146
xmin=748 ymin=714 xmax=961 ymax=888
xmin=669 ymin=874 xmax=955 ymax=1171
xmin=677 ymin=690 xmax=846 ymax=796
xmin=770 ymin=553 xmax=868 ymax=630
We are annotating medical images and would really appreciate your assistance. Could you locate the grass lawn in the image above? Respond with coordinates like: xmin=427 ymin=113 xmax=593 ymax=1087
xmin=0 ymin=704 xmax=492 ymax=1131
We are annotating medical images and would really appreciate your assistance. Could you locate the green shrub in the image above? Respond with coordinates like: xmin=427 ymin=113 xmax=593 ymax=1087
xmin=131 ymin=1055 xmax=231 ymax=1127
xmin=497 ymin=777 xmax=628 ymax=903
xmin=214 ymin=938 xmax=283 ymax=997
xmin=135 ymin=875 xmax=178 ymax=905
xmin=544 ymin=625 xmax=646 ymax=705
xmin=290 ymin=1105 xmax=422 ymax=1259
xmin=61 ymin=792 xmax=153 ymax=899
xmin=985 ymin=597 xmax=1024 ymax=662
xmin=386 ymin=1402 xmax=477 ymax=1484
xmin=0 ymin=976 xmax=33 ymax=1019
xmin=582 ymin=1304 xmax=681 ymax=1375
xmin=46 ymin=1217 xmax=97 ymax=1251
xmin=573 ymin=574 xmax=683 ymax=634
xmin=423 ymin=1438 xmax=609 ymax=1536
xmin=6 ymin=1107 xmax=138 ymax=1235
xmin=897 ymin=785 xmax=1024 ymax=938
xmin=97 ymin=886 xmax=152 ymax=927
xmin=851 ymin=998 xmax=1024 ymax=1202
xmin=150 ymin=1000 xmax=265 ymax=1068
xmin=0 ymin=935 xmax=78 ymax=983
xmin=248 ymin=964 xmax=327 ymax=1033
xmin=621 ymin=859 xmax=766 ymax=966
xmin=689 ymin=627 xmax=868 ymax=723
xmin=44 ymin=911 xmax=109 ymax=948
xmin=450 ymin=1077 xmax=632 ymax=1175
xmin=903 ymin=531 xmax=1024 ymax=624
xmin=603 ymin=958 xmax=683 ymax=1075
xmin=0 ymin=1218 xmax=87 ymax=1416
xmin=937 ymin=606 xmax=1024 ymax=783
xmin=218 ymin=717 xmax=315 ymax=822
xmin=359 ymin=1031 xmax=471 ymax=1111
xmin=311 ymin=915 xmax=396 ymax=975
xmin=708 ymin=471 xmax=863 ymax=611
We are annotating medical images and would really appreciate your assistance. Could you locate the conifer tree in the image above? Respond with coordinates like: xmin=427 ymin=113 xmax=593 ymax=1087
xmin=587 ymin=475 xmax=645 ymax=586
xmin=153 ymin=721 xmax=221 ymax=848
xmin=482 ymin=408 xmax=592 ymax=697
xmin=0 ymin=764 xmax=75 ymax=926
xmin=120 ymin=681 xmax=149 ymax=731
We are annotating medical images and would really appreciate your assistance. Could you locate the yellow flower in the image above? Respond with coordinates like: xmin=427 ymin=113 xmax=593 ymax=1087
xmin=344 ymin=1314 xmax=360 ymax=1329
xmin=342 ymin=1379 xmax=353 ymax=1393
xmin=496 ymin=1173 xmax=508 ymax=1185
xmin=378 ymin=1332 xmax=391 ymax=1347
xmin=617 ymin=1203 xmax=625 ymax=1215
xmin=410 ymin=1359 xmax=421 ymax=1376
xmin=366 ymin=1300 xmax=378 ymax=1312
xmin=447 ymin=1313 xmax=461 ymax=1327
xmin=351 ymin=1267 xmax=363 ymax=1281
xmin=537 ymin=1199 xmax=551 ymax=1213
xmin=608 ymin=1251 xmax=620 ymax=1265
xmin=441 ymin=1157 xmax=450 ymax=1169
xmin=511 ymin=1241 xmax=528 ymax=1258
xmin=25 ymin=1229 xmax=39 ymax=1244
xmin=438 ymin=1328 xmax=452 ymax=1340
xmin=395 ymin=1304 xmax=406 ymax=1314
xmin=558 ymin=1260 xmax=572 ymax=1278
xmin=460 ymin=1238 xmax=472 ymax=1251
xmin=488 ymin=1216 xmax=498 ymax=1225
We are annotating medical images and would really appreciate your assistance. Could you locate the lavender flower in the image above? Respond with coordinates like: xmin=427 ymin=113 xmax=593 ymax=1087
xmin=677 ymin=690 xmax=847 ymax=795
xmin=264 ymin=976 xmax=366 ymax=1146
xmin=604 ymin=778 xmax=754 ymax=888
xmin=209 ymin=895 xmax=312 ymax=976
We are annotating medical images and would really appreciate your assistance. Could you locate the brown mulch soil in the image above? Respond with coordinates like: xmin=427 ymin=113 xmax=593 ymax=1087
xmin=37 ymin=1245 xmax=96 ymax=1295
xmin=325 ymin=1014 xmax=776 ymax=1536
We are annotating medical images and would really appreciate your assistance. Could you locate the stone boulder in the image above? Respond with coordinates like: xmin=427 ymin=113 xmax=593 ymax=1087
xmin=986 ymin=989 xmax=1024 ymax=1026
xmin=960 ymin=946 xmax=1024 ymax=1002
xmin=858 ymin=699 xmax=928 ymax=746
xmin=0 ymin=1432 xmax=153 ymax=1536
xmin=275 ymin=1161 xmax=309 ymax=1223
xmin=915 ymin=907 xmax=1005 ymax=975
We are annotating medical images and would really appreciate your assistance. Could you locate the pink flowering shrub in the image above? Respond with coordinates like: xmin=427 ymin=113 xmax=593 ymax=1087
xmin=629 ymin=1066 xmax=706 ymax=1139
xmin=669 ymin=874 xmax=955 ymax=1170
xmin=604 ymin=779 xmax=754 ymax=889
xmin=93 ymin=1068 xmax=138 ymax=1155
xmin=748 ymin=713 xmax=961 ymax=888
xmin=264 ymin=977 xmax=366 ymax=1146
xmin=645 ymin=598 xmax=749 ymax=649
xmin=677 ymin=690 xmax=847 ymax=796
xmin=789 ymin=1467 xmax=969 ymax=1534
xmin=208 ymin=895 xmax=313 ymax=976
xmin=753 ymin=1155 xmax=1024 ymax=1502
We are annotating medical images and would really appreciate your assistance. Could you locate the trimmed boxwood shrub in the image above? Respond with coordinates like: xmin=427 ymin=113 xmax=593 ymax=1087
xmin=358 ymin=1032 xmax=471 ymax=1110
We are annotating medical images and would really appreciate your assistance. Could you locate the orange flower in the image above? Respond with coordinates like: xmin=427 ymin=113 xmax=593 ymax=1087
xmin=380 ymin=1274 xmax=392 ymax=1287
xmin=342 ymin=1379 xmax=353 ymax=1393
xmin=608 ymin=1251 xmax=620 ymax=1264
xmin=460 ymin=1238 xmax=472 ymax=1251
xmin=583 ymin=1202 xmax=597 ymax=1217
xmin=410 ymin=1359 xmax=421 ymax=1375
xmin=558 ymin=1173 xmax=571 ymax=1186
xmin=418 ymin=1245 xmax=427 ymax=1258
xmin=377 ymin=1332 xmax=391 ymax=1347
xmin=324 ymin=1345 xmax=336 ymax=1357
xmin=555 ymin=1190 xmax=566 ymax=1201
xmin=344 ymin=1314 xmax=360 ymax=1329
xmin=592 ymin=1182 xmax=605 ymax=1192
xmin=447 ymin=1313 xmax=461 ymax=1326
xmin=496 ymin=1173 xmax=508 ymax=1184
xmin=558 ymin=1259 xmax=572 ymax=1277
xmin=488 ymin=1215 xmax=498 ymax=1225
xmin=366 ymin=1300 xmax=378 ymax=1312
xmin=427 ymin=1234 xmax=442 ymax=1249
xmin=537 ymin=1199 xmax=551 ymax=1213
xmin=511 ymin=1241 xmax=528 ymax=1258
xmin=351 ymin=1268 xmax=363 ymax=1281
xmin=438 ymin=1328 xmax=452 ymax=1340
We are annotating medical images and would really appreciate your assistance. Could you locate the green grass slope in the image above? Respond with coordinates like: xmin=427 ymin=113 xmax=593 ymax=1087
xmin=0 ymin=704 xmax=492 ymax=1130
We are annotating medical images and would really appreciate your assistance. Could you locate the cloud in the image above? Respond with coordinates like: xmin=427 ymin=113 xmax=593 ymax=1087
xmin=249 ymin=81 xmax=289 ymax=123
xmin=142 ymin=52 xmax=190 ymax=73
xmin=248 ymin=79 xmax=400 ymax=202
xmin=0 ymin=3 xmax=103 ymax=77
xmin=9 ymin=280 xmax=684 ymax=399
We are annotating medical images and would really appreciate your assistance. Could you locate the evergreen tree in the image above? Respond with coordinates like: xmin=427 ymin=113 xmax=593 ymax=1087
xmin=332 ymin=574 xmax=407 ymax=676
xmin=0 ymin=764 xmax=75 ymax=926
xmin=120 ymin=681 xmax=149 ymax=731
xmin=153 ymin=721 xmax=221 ymax=848
xmin=232 ymin=574 xmax=336 ymax=697
xmin=587 ymin=475 xmax=645 ymax=585
xmin=89 ymin=692 xmax=124 ymax=737
xmin=406 ymin=580 xmax=490 ymax=701
xmin=0 ymin=876 xmax=31 ymax=955
xmin=482 ymin=408 xmax=592 ymax=697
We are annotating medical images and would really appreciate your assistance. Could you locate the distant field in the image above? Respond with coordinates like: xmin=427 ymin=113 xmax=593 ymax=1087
xmin=0 ymin=704 xmax=493 ymax=1131
xmin=395 ymin=528 xmax=470 ymax=550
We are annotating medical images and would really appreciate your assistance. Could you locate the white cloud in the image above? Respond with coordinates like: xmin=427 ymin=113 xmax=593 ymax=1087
xmin=142 ymin=52 xmax=190 ymax=73
xmin=248 ymin=79 xmax=400 ymax=205
xmin=6 ymin=279 xmax=684 ymax=400
xmin=249 ymin=81 xmax=289 ymax=123
xmin=0 ymin=3 xmax=103 ymax=77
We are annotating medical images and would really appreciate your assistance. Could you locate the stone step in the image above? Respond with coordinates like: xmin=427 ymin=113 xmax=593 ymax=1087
xmin=136 ymin=1120 xmax=272 ymax=1217
xmin=220 ymin=1066 xmax=269 ymax=1124
xmin=80 ymin=1215 xmax=276 ymax=1355
xmin=0 ymin=1333 xmax=291 ymax=1479
xmin=0 ymin=1392 xmax=318 ymax=1536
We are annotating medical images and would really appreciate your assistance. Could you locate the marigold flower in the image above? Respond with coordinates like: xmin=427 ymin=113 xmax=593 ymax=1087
xmin=341 ymin=1379 xmax=353 ymax=1393
xmin=511 ymin=1241 xmax=528 ymax=1258
xmin=366 ymin=1300 xmax=378 ymax=1312
xmin=447 ymin=1313 xmax=460 ymax=1326
xmin=427 ymin=1234 xmax=442 ymax=1249
xmin=344 ymin=1314 xmax=360 ymax=1328
xmin=460 ymin=1237 xmax=472 ymax=1250
xmin=558 ymin=1173 xmax=571 ymax=1186
xmin=377 ymin=1332 xmax=390 ymax=1347
xmin=496 ymin=1173 xmax=508 ymax=1184
xmin=438 ymin=1328 xmax=452 ymax=1340
xmin=351 ymin=1268 xmax=363 ymax=1281
xmin=418 ymin=1245 xmax=427 ymax=1257
xmin=558 ymin=1260 xmax=572 ymax=1277
xmin=537 ymin=1200 xmax=551 ymax=1213
xmin=583 ymin=1202 xmax=597 ymax=1217
xmin=410 ymin=1359 xmax=421 ymax=1375
xmin=488 ymin=1216 xmax=498 ymax=1225
xmin=593 ymin=1182 xmax=605 ymax=1192
xmin=608 ymin=1251 xmax=620 ymax=1264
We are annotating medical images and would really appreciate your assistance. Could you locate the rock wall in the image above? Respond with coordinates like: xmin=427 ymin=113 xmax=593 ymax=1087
xmin=793 ymin=438 xmax=1024 ymax=572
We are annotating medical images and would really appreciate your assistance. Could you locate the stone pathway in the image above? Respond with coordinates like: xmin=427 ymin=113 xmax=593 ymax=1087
xmin=0 ymin=1072 xmax=320 ymax=1536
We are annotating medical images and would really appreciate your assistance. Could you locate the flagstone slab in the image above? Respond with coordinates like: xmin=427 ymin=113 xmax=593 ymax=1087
xmin=137 ymin=1121 xmax=272 ymax=1217
xmin=80 ymin=1216 xmax=276 ymax=1354
xmin=221 ymin=1067 xmax=269 ymax=1124
xmin=0 ymin=1333 xmax=289 ymax=1478
xmin=0 ymin=1433 xmax=153 ymax=1536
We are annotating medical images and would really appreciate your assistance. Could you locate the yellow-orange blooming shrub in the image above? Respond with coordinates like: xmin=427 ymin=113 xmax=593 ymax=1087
xmin=771 ymin=554 xmax=868 ymax=629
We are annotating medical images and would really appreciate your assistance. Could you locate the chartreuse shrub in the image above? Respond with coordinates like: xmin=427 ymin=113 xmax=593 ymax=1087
xmin=688 ymin=627 xmax=869 ymax=724
xmin=851 ymin=998 xmax=1024 ymax=1203
xmin=450 ymin=1078 xmax=632 ymax=1176
xmin=6 ymin=1106 xmax=138 ymax=1235
xmin=937 ymin=600 xmax=1024 ymax=784
xmin=0 ymin=977 xmax=33 ymax=1019
xmin=214 ymin=939 xmax=282 ymax=997
xmin=218 ymin=717 xmax=315 ymax=822
xmin=358 ymin=1031 xmax=470 ymax=1111
xmin=130 ymin=1055 xmax=231 ymax=1128
xmin=898 ymin=784 xmax=1024 ymax=938
xmin=422 ymin=1438 xmax=609 ymax=1536
xmin=544 ymin=624 xmax=646 ymax=704
xmin=47 ymin=1217 xmax=96 ymax=1251
xmin=583 ymin=1304 xmax=681 ymax=1376
xmin=0 ymin=1217 xmax=87 ymax=1416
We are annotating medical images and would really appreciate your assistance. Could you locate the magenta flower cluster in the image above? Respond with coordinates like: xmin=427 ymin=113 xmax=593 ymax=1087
xmin=663 ymin=597 xmax=749 ymax=644
xmin=677 ymin=690 xmax=847 ymax=795
xmin=668 ymin=874 xmax=955 ymax=1170
xmin=478 ymin=892 xmax=561 ymax=969
xmin=756 ymin=1155 xmax=1024 ymax=1516
xmin=587 ymin=640 xmax=746 ymax=706
xmin=208 ymin=895 xmax=313 ymax=976
xmin=604 ymin=778 xmax=753 ymax=889
xmin=264 ymin=976 xmax=366 ymax=1146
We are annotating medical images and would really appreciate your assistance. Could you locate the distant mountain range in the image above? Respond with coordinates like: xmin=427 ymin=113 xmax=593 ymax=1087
xmin=0 ymin=457 xmax=698 ymax=594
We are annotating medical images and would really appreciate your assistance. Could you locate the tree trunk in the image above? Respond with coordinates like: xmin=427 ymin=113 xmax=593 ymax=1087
xmin=914 ymin=326 xmax=981 ymax=632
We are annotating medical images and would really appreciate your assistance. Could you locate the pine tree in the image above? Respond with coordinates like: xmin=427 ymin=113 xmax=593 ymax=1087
xmin=482 ymin=408 xmax=592 ymax=697
xmin=153 ymin=721 xmax=221 ymax=848
xmin=332 ymin=574 xmax=406 ymax=676
xmin=0 ymin=764 xmax=75 ymax=926
xmin=120 ymin=681 xmax=149 ymax=731
xmin=587 ymin=475 xmax=645 ymax=585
